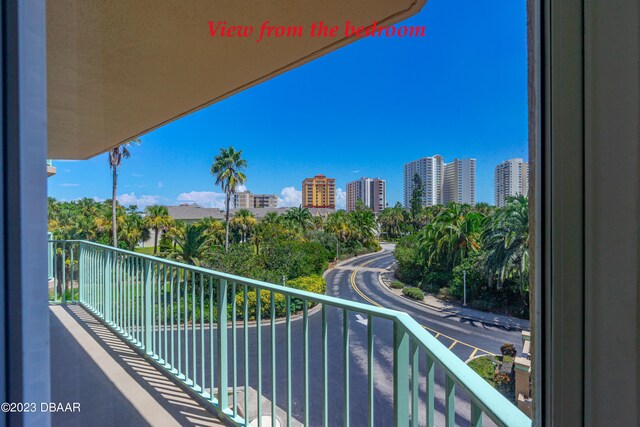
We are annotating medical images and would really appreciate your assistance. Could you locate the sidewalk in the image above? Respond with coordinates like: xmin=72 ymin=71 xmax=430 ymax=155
xmin=379 ymin=270 xmax=531 ymax=331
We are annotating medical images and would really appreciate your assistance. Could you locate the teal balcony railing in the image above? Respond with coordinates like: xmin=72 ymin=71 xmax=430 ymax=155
xmin=48 ymin=239 xmax=531 ymax=427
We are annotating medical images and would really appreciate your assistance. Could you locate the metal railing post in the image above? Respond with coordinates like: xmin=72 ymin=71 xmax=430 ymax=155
xmin=104 ymin=250 xmax=112 ymax=322
xmin=217 ymin=279 xmax=228 ymax=410
xmin=394 ymin=321 xmax=409 ymax=426
xmin=78 ymin=243 xmax=84 ymax=303
xmin=144 ymin=258 xmax=153 ymax=354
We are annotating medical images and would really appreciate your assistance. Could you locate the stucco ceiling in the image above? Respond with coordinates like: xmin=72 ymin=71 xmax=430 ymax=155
xmin=47 ymin=0 xmax=426 ymax=159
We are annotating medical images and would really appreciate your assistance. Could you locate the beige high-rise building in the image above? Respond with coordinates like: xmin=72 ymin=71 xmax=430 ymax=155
xmin=494 ymin=158 xmax=528 ymax=207
xmin=302 ymin=175 xmax=336 ymax=209
xmin=443 ymin=158 xmax=476 ymax=206
xmin=346 ymin=177 xmax=386 ymax=213
xmin=233 ymin=191 xmax=278 ymax=209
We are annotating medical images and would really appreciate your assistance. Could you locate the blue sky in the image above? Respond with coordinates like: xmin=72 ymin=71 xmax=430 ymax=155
xmin=49 ymin=0 xmax=528 ymax=209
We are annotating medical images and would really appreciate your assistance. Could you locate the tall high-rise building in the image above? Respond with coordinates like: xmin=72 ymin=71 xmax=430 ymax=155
xmin=404 ymin=155 xmax=476 ymax=207
xmin=443 ymin=158 xmax=476 ymax=206
xmin=302 ymin=175 xmax=336 ymax=209
xmin=346 ymin=177 xmax=386 ymax=213
xmin=494 ymin=158 xmax=529 ymax=207
xmin=403 ymin=155 xmax=445 ymax=207
xmin=233 ymin=191 xmax=278 ymax=209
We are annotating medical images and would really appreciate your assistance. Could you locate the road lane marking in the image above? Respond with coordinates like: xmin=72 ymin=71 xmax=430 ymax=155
xmin=469 ymin=348 xmax=479 ymax=359
xmin=348 ymin=254 xmax=493 ymax=356
xmin=448 ymin=340 xmax=458 ymax=350
xmin=355 ymin=314 xmax=368 ymax=326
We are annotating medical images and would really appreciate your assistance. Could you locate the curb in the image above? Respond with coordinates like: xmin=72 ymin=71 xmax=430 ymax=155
xmin=465 ymin=352 xmax=496 ymax=364
xmin=377 ymin=270 xmax=530 ymax=331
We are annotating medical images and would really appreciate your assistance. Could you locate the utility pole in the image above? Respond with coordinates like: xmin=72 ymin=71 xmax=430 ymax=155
xmin=463 ymin=270 xmax=467 ymax=306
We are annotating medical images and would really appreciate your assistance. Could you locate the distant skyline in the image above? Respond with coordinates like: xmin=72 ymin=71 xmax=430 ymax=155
xmin=48 ymin=0 xmax=528 ymax=210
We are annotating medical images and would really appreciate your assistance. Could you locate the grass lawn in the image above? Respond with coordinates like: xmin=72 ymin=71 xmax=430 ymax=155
xmin=134 ymin=246 xmax=155 ymax=255
xmin=468 ymin=356 xmax=496 ymax=386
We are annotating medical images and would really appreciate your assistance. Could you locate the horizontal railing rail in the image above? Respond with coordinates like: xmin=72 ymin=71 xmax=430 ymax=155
xmin=48 ymin=239 xmax=531 ymax=427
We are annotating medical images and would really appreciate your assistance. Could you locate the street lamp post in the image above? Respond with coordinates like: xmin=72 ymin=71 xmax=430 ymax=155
xmin=463 ymin=270 xmax=467 ymax=306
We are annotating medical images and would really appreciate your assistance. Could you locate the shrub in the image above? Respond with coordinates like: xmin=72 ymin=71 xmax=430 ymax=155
xmin=394 ymin=235 xmax=424 ymax=285
xmin=500 ymin=343 xmax=517 ymax=358
xmin=421 ymin=270 xmax=453 ymax=292
xmin=287 ymin=275 xmax=326 ymax=294
xmin=437 ymin=287 xmax=456 ymax=302
xmin=390 ymin=281 xmax=405 ymax=289
xmin=493 ymin=372 xmax=511 ymax=387
xmin=236 ymin=289 xmax=286 ymax=320
xmin=493 ymin=372 xmax=514 ymax=397
xmin=470 ymin=299 xmax=499 ymax=313
xmin=402 ymin=287 xmax=425 ymax=301
xmin=259 ymin=240 xmax=330 ymax=279
xmin=304 ymin=231 xmax=339 ymax=261
xmin=234 ymin=275 xmax=326 ymax=320
xmin=450 ymin=255 xmax=486 ymax=300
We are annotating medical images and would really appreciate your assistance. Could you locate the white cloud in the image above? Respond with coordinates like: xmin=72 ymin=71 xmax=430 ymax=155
xmin=236 ymin=184 xmax=247 ymax=193
xmin=278 ymin=186 xmax=302 ymax=207
xmin=117 ymin=192 xmax=160 ymax=208
xmin=131 ymin=173 xmax=144 ymax=177
xmin=158 ymin=181 xmax=164 ymax=188
xmin=176 ymin=191 xmax=227 ymax=208
xmin=336 ymin=188 xmax=346 ymax=210
xmin=351 ymin=170 xmax=361 ymax=174
xmin=92 ymin=196 xmax=104 ymax=202
xmin=59 ymin=183 xmax=79 ymax=187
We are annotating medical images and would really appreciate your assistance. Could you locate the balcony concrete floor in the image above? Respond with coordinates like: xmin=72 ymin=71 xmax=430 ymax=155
xmin=50 ymin=304 xmax=225 ymax=427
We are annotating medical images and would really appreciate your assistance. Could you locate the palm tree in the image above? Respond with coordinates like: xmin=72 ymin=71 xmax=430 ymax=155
xmin=482 ymin=195 xmax=529 ymax=291
xmin=378 ymin=202 xmax=405 ymax=238
xmin=231 ymin=209 xmax=257 ymax=243
xmin=474 ymin=202 xmax=495 ymax=216
xmin=198 ymin=217 xmax=225 ymax=246
xmin=283 ymin=205 xmax=313 ymax=231
xmin=262 ymin=211 xmax=280 ymax=225
xmin=326 ymin=210 xmax=353 ymax=243
xmin=420 ymin=203 xmax=484 ymax=269
xmin=210 ymin=146 xmax=247 ymax=252
xmin=107 ymin=138 xmax=140 ymax=246
xmin=144 ymin=205 xmax=171 ymax=254
xmin=170 ymin=224 xmax=210 ymax=266
xmin=348 ymin=200 xmax=378 ymax=243
xmin=121 ymin=209 xmax=150 ymax=251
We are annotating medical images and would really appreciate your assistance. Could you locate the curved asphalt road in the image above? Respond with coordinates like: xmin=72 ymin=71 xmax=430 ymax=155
xmin=326 ymin=248 xmax=523 ymax=361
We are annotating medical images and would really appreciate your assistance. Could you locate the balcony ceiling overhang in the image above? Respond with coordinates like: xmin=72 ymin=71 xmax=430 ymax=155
xmin=47 ymin=0 xmax=426 ymax=159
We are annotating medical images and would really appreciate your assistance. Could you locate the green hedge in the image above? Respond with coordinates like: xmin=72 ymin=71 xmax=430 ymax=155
xmin=235 ymin=275 xmax=326 ymax=320
xmin=390 ymin=281 xmax=405 ymax=289
xmin=402 ymin=286 xmax=424 ymax=301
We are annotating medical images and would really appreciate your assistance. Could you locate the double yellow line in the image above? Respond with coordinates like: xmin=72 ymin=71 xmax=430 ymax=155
xmin=348 ymin=255 xmax=491 ymax=357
